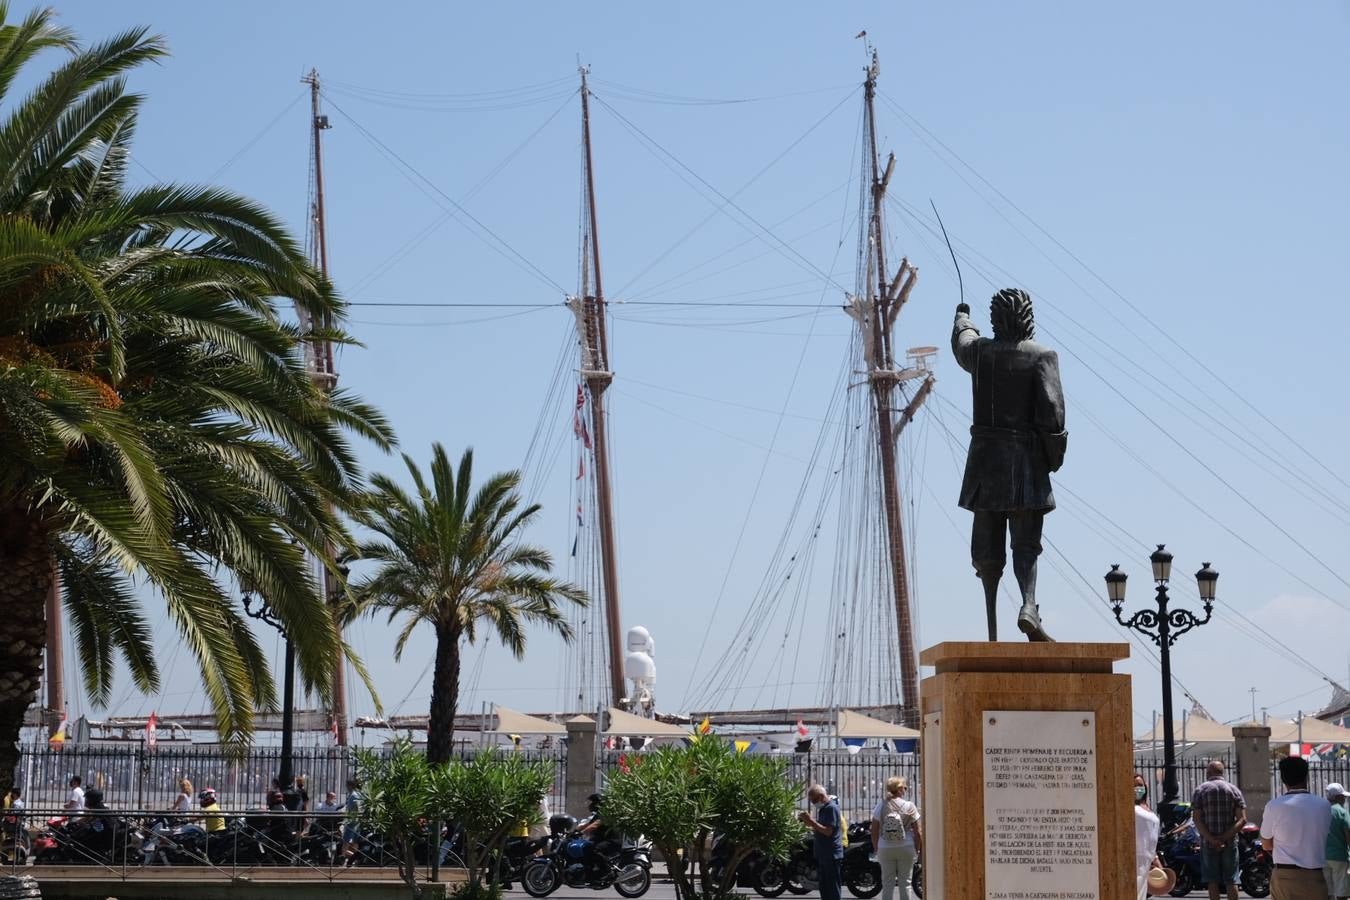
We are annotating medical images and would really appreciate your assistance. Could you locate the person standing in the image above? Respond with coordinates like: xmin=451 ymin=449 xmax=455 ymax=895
xmin=64 ymin=775 xmax=84 ymax=812
xmin=1261 ymin=756 xmax=1331 ymax=900
xmin=799 ymin=785 xmax=844 ymax=900
xmin=172 ymin=778 xmax=194 ymax=816
xmin=1133 ymin=773 xmax=1163 ymax=900
xmin=341 ymin=778 xmax=363 ymax=861
xmin=1323 ymin=783 xmax=1350 ymax=900
xmin=1192 ymin=760 xmax=1246 ymax=900
xmin=870 ymin=776 xmax=921 ymax=900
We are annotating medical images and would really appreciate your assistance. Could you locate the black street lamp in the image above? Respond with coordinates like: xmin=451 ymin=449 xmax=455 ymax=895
xmin=243 ymin=590 xmax=296 ymax=792
xmin=1104 ymin=545 xmax=1218 ymax=808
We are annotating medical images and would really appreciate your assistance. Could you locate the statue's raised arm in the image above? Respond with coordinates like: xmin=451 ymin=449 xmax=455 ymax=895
xmin=955 ymin=289 xmax=1067 ymax=643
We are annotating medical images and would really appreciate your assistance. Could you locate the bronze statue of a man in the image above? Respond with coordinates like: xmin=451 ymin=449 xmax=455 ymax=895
xmin=952 ymin=289 xmax=1067 ymax=642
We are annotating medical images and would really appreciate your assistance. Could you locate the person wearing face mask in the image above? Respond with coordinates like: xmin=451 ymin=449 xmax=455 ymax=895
xmin=1134 ymin=773 xmax=1163 ymax=900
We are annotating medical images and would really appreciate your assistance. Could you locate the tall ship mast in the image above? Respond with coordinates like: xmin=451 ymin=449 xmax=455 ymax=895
xmin=300 ymin=69 xmax=349 ymax=745
xmin=843 ymin=48 xmax=928 ymax=725
xmin=567 ymin=66 xmax=626 ymax=711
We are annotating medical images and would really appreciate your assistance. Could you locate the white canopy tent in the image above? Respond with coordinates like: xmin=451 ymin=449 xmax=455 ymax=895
xmin=836 ymin=709 xmax=920 ymax=741
xmin=491 ymin=705 xmax=566 ymax=735
xmin=1132 ymin=715 xmax=1235 ymax=744
xmin=1269 ymin=717 xmax=1350 ymax=745
xmin=836 ymin=709 xmax=920 ymax=740
xmin=603 ymin=707 xmax=690 ymax=739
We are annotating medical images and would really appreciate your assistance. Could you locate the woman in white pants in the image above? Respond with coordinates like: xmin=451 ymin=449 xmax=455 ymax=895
xmin=870 ymin=776 xmax=922 ymax=900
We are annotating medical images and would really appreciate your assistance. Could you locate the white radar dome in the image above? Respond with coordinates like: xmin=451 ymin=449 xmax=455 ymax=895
xmin=624 ymin=651 xmax=656 ymax=682
xmin=626 ymin=625 xmax=654 ymax=655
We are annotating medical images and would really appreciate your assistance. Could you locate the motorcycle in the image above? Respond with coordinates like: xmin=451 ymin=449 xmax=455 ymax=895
xmin=707 ymin=833 xmax=790 ymax=898
xmin=842 ymin=823 xmax=882 ymax=899
xmin=521 ymin=828 xmax=652 ymax=898
xmin=1156 ymin=819 xmax=1204 ymax=898
xmin=1 ymin=811 xmax=29 ymax=865
xmin=1237 ymin=822 xmax=1271 ymax=899
xmin=32 ymin=812 xmax=136 ymax=865
xmin=782 ymin=827 xmax=884 ymax=900
xmin=491 ymin=816 xmax=574 ymax=888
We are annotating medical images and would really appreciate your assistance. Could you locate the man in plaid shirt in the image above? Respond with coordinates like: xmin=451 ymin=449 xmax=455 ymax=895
xmin=1192 ymin=760 xmax=1247 ymax=900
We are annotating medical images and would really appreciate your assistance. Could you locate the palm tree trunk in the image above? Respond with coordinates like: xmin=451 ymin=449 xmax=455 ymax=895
xmin=425 ymin=623 xmax=461 ymax=765
xmin=0 ymin=512 xmax=53 ymax=796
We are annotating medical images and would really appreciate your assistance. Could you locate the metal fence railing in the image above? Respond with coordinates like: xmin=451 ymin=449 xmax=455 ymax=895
xmin=0 ymin=806 xmax=467 ymax=881
xmin=12 ymin=743 xmax=567 ymax=816
xmin=1132 ymin=753 xmax=1237 ymax=803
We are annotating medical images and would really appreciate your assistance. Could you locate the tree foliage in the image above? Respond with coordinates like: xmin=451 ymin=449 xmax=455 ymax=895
xmin=355 ymin=739 xmax=434 ymax=897
xmin=600 ymin=737 xmax=803 ymax=899
xmin=353 ymin=740 xmax=554 ymax=899
xmin=0 ymin=4 xmax=395 ymax=779
xmin=429 ymin=748 xmax=554 ymax=889
xmin=353 ymin=443 xmax=586 ymax=763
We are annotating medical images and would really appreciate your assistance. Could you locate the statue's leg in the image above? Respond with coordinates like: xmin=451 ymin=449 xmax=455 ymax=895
xmin=971 ymin=511 xmax=1006 ymax=641
xmin=1011 ymin=512 xmax=1052 ymax=642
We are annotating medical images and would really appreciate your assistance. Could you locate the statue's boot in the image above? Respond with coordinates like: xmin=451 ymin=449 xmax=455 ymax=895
xmin=1013 ymin=553 xmax=1054 ymax=642
xmin=979 ymin=571 xmax=1001 ymax=641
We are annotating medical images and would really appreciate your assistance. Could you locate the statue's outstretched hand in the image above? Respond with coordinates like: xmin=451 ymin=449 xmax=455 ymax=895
xmin=956 ymin=303 xmax=970 ymax=315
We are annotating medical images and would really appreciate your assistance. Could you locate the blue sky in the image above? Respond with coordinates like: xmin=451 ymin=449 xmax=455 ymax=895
xmin=48 ymin=1 xmax=1350 ymax=737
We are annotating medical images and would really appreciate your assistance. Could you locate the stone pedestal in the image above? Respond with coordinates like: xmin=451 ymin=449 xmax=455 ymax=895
xmin=919 ymin=642 xmax=1134 ymax=900
xmin=564 ymin=714 xmax=597 ymax=818
xmin=1232 ymin=724 xmax=1273 ymax=825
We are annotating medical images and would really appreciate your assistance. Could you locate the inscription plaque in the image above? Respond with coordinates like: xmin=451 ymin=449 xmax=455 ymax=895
xmin=983 ymin=710 xmax=1098 ymax=900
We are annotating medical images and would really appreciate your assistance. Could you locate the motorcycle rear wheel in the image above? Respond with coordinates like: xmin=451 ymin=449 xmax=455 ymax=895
xmin=845 ymin=861 xmax=882 ymax=899
xmin=785 ymin=860 xmax=817 ymax=895
xmin=1169 ymin=867 xmax=1193 ymax=898
xmin=754 ymin=862 xmax=788 ymax=898
xmin=614 ymin=863 xmax=652 ymax=898
xmin=1240 ymin=866 xmax=1271 ymax=899
xmin=522 ymin=861 xmax=561 ymax=898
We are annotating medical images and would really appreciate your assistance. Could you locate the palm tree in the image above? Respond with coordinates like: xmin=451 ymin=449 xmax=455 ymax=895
xmin=0 ymin=7 xmax=393 ymax=788
xmin=353 ymin=444 xmax=587 ymax=764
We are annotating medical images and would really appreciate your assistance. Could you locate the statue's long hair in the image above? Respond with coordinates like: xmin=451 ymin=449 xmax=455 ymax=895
xmin=990 ymin=288 xmax=1035 ymax=342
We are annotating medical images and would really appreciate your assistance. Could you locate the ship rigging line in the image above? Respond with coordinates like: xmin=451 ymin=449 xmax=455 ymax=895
xmin=888 ymin=196 xmax=1350 ymax=521
xmin=921 ymin=400 xmax=1210 ymax=711
xmin=927 ymin=387 xmax=1340 ymax=689
xmin=588 ymin=92 xmax=851 ymax=298
xmin=349 ymin=90 xmax=576 ymax=296
xmin=876 ymin=90 xmax=1349 ymax=496
xmin=607 ymin=88 xmax=855 ymax=297
xmin=884 ymin=196 xmax=1350 ymax=596
xmin=319 ymin=92 xmax=569 ymax=295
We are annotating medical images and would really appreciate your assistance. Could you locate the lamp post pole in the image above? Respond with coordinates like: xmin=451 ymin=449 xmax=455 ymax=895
xmin=1105 ymin=545 xmax=1218 ymax=806
xmin=244 ymin=592 xmax=295 ymax=790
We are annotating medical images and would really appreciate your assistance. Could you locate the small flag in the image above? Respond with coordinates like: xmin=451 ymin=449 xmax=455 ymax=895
xmin=145 ymin=712 xmax=158 ymax=752
xmin=575 ymin=385 xmax=586 ymax=410
xmin=796 ymin=718 xmax=809 ymax=738
xmin=843 ymin=738 xmax=866 ymax=755
xmin=577 ymin=456 xmax=586 ymax=480
xmin=510 ymin=734 xmax=522 ymax=749
xmin=48 ymin=715 xmax=68 ymax=750
xmin=734 ymin=740 xmax=751 ymax=754
xmin=698 ymin=716 xmax=712 ymax=735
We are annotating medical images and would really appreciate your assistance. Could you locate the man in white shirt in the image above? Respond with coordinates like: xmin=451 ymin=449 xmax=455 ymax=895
xmin=64 ymin=776 xmax=84 ymax=812
xmin=1261 ymin=756 xmax=1332 ymax=900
